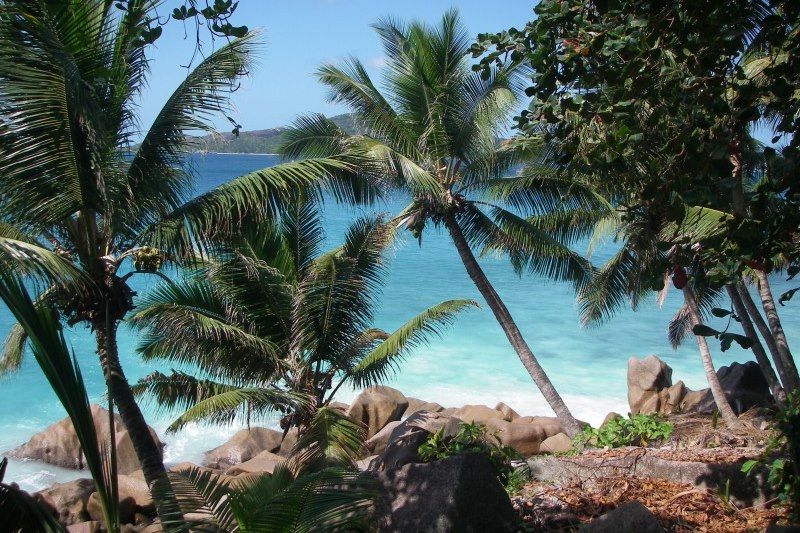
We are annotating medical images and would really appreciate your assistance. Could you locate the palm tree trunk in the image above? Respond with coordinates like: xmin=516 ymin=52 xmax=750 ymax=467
xmin=737 ymin=280 xmax=795 ymax=391
xmin=726 ymin=284 xmax=785 ymax=404
xmin=754 ymin=270 xmax=799 ymax=391
xmin=444 ymin=214 xmax=581 ymax=437
xmin=682 ymin=287 xmax=739 ymax=425
xmin=94 ymin=322 xmax=181 ymax=527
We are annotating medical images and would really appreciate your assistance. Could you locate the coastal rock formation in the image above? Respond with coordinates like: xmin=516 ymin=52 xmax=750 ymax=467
xmin=627 ymin=355 xmax=673 ymax=414
xmin=494 ymin=402 xmax=521 ymax=421
xmin=202 ymin=427 xmax=283 ymax=469
xmin=375 ymin=410 xmax=461 ymax=470
xmin=225 ymin=450 xmax=284 ymax=476
xmin=402 ymin=397 xmax=444 ymax=417
xmin=365 ymin=420 xmax=403 ymax=455
xmin=540 ymin=433 xmax=572 ymax=454
xmin=7 ymin=404 xmax=163 ymax=475
xmin=87 ymin=474 xmax=153 ymax=525
xmin=627 ymin=357 xmax=774 ymax=416
xmin=689 ymin=361 xmax=774 ymax=415
xmin=346 ymin=386 xmax=409 ymax=439
xmin=376 ymin=453 xmax=517 ymax=532
xmin=34 ymin=478 xmax=95 ymax=525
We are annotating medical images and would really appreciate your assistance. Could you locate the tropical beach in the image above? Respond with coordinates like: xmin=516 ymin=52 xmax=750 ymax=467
xmin=0 ymin=1 xmax=798 ymax=532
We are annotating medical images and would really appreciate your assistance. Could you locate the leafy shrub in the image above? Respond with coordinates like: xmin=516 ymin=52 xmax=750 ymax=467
xmin=418 ymin=422 xmax=522 ymax=490
xmin=742 ymin=390 xmax=800 ymax=522
xmin=573 ymin=413 xmax=673 ymax=449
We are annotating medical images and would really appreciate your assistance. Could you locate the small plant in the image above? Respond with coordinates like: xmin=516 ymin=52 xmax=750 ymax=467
xmin=741 ymin=390 xmax=800 ymax=522
xmin=418 ymin=422 xmax=521 ymax=490
xmin=573 ymin=413 xmax=673 ymax=449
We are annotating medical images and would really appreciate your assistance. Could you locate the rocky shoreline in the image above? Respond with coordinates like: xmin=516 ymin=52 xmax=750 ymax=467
xmin=3 ymin=355 xmax=781 ymax=531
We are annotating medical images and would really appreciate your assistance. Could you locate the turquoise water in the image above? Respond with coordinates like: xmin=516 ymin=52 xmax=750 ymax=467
xmin=2 ymin=153 xmax=798 ymax=490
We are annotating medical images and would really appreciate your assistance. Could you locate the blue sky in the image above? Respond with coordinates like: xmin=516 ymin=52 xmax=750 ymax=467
xmin=140 ymin=1 xmax=535 ymax=134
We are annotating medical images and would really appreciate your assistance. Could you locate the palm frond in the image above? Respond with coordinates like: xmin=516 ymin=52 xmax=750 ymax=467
xmin=486 ymin=206 xmax=594 ymax=288
xmin=164 ymin=386 xmax=309 ymax=433
xmin=0 ymin=459 xmax=62 ymax=533
xmin=288 ymin=407 xmax=366 ymax=473
xmin=0 ymin=269 xmax=118 ymax=529
xmin=348 ymin=299 xmax=478 ymax=389
xmin=117 ymin=33 xmax=259 ymax=236
xmin=1 ymin=323 xmax=27 ymax=376
xmin=142 ymin=156 xmax=378 ymax=258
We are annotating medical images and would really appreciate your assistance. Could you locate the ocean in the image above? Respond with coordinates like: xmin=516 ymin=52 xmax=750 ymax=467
xmin=2 ymin=153 xmax=797 ymax=491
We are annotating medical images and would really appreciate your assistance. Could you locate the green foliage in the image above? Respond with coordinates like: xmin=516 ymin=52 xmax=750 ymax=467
xmin=133 ymin=205 xmax=475 ymax=431
xmin=0 ymin=270 xmax=120 ymax=531
xmin=155 ymin=407 xmax=377 ymax=532
xmin=573 ymin=414 xmax=673 ymax=449
xmin=741 ymin=390 xmax=800 ymax=521
xmin=418 ymin=422 xmax=522 ymax=490
xmin=473 ymin=0 xmax=800 ymax=286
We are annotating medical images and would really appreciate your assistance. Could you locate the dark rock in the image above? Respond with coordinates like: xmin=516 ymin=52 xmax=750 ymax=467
xmin=34 ymin=478 xmax=95 ymax=525
xmin=66 ymin=521 xmax=101 ymax=533
xmin=687 ymin=361 xmax=774 ymax=415
xmin=377 ymin=453 xmax=518 ymax=532
xmin=580 ymin=501 xmax=664 ymax=532
xmin=375 ymin=411 xmax=460 ymax=470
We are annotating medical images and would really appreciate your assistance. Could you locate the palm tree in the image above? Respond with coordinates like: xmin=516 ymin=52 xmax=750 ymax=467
xmin=274 ymin=11 xmax=597 ymax=436
xmin=0 ymin=1 xmax=373 ymax=519
xmin=131 ymin=203 xmax=475 ymax=433
xmin=0 ymin=267 xmax=119 ymax=531
xmin=164 ymin=407 xmax=376 ymax=532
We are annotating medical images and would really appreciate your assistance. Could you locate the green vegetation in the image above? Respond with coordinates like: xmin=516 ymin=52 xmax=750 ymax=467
xmin=418 ymin=422 xmax=523 ymax=491
xmin=474 ymin=0 xmax=800 ymax=424
xmin=742 ymin=390 xmax=800 ymax=521
xmin=0 ymin=1 xmax=799 ymax=530
xmin=277 ymin=9 xmax=605 ymax=437
xmin=161 ymin=407 xmax=377 ymax=531
xmin=131 ymin=202 xmax=474 ymax=432
xmin=572 ymin=414 xmax=673 ymax=450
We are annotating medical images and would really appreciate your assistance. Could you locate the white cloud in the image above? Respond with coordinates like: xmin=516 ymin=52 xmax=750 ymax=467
xmin=367 ymin=56 xmax=387 ymax=69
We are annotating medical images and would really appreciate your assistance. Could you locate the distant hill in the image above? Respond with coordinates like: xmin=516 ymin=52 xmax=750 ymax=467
xmin=187 ymin=113 xmax=357 ymax=154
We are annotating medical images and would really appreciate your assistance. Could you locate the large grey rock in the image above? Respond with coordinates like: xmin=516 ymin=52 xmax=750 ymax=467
xmin=687 ymin=361 xmax=774 ymax=415
xmin=7 ymin=404 xmax=162 ymax=475
xmin=581 ymin=501 xmax=664 ymax=532
xmin=87 ymin=474 xmax=153 ymax=525
xmin=202 ymin=427 xmax=283 ymax=469
xmin=403 ymin=398 xmax=444 ymax=418
xmin=375 ymin=411 xmax=461 ymax=470
xmin=34 ymin=478 xmax=95 ymax=525
xmin=225 ymin=450 xmax=284 ymax=476
xmin=482 ymin=418 xmax=548 ymax=457
xmin=529 ymin=450 xmax=772 ymax=508
xmin=377 ymin=453 xmax=517 ymax=532
xmin=449 ymin=404 xmax=506 ymax=425
xmin=365 ymin=420 xmax=403 ymax=455
xmin=627 ymin=356 xmax=673 ymax=414
xmin=347 ymin=386 xmax=409 ymax=439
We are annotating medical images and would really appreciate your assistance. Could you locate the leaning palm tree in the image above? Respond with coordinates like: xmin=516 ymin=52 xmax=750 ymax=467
xmin=131 ymin=203 xmax=474 ymax=433
xmin=274 ymin=10 xmax=597 ymax=435
xmin=0 ymin=1 xmax=372 ymax=520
